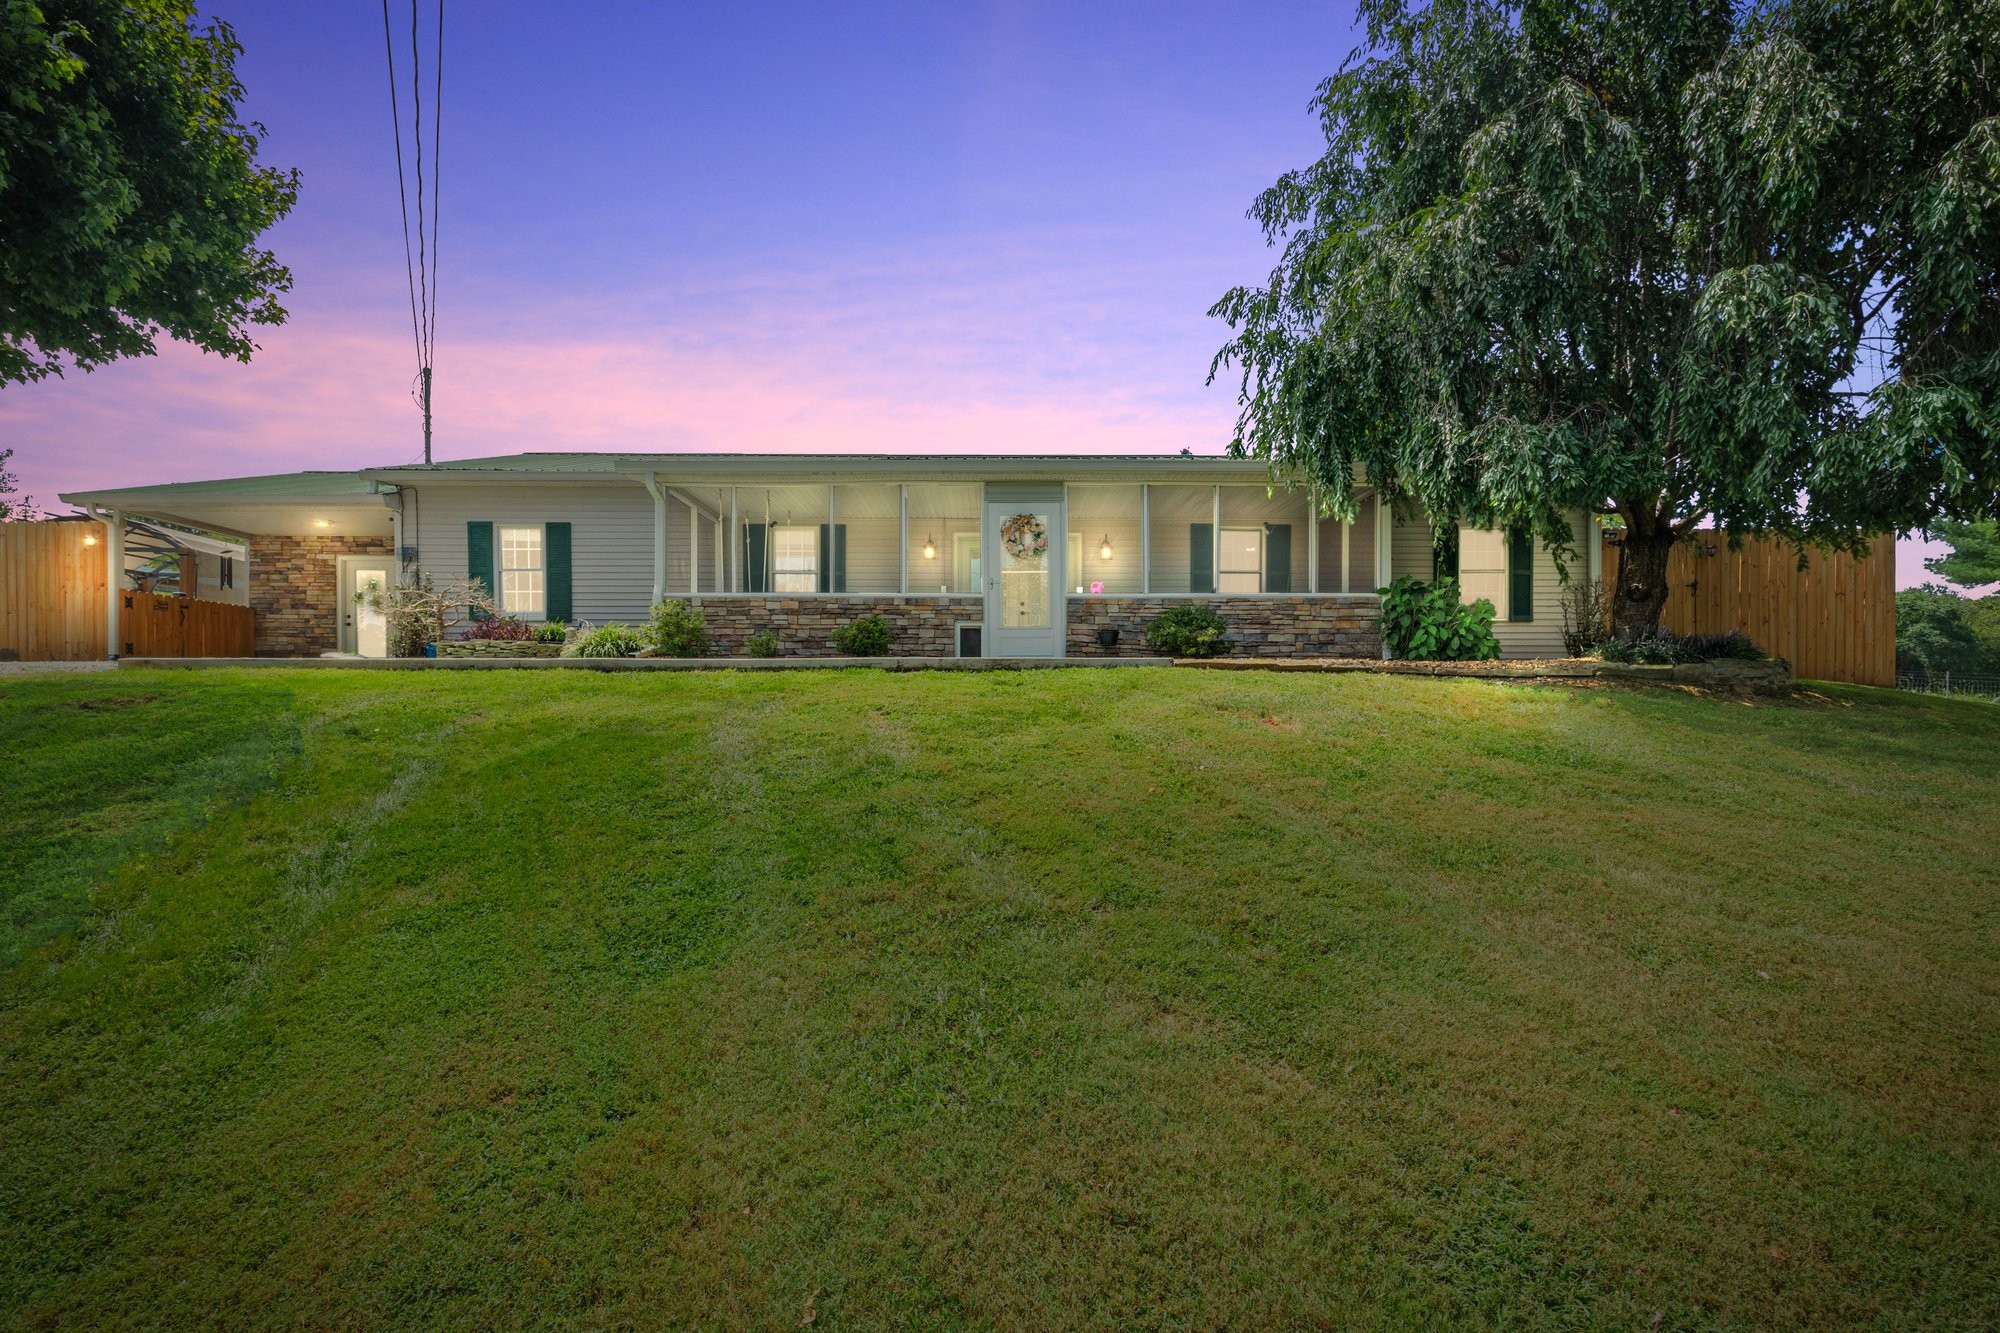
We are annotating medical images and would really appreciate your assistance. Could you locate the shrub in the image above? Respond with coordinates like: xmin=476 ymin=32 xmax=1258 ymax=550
xmin=1144 ymin=603 xmax=1229 ymax=658
xmin=646 ymin=599 xmax=711 ymax=657
xmin=1378 ymin=576 xmax=1500 ymax=660
xmin=830 ymin=614 xmax=893 ymax=656
xmin=458 ymin=615 xmax=534 ymax=642
xmin=1558 ymin=577 xmax=1610 ymax=657
xmin=532 ymin=618 xmax=569 ymax=644
xmin=1600 ymin=627 xmax=1763 ymax=664
xmin=744 ymin=629 xmax=780 ymax=658
xmin=562 ymin=623 xmax=644 ymax=658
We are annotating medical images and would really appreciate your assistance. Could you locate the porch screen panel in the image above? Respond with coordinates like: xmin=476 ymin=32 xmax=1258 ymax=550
xmin=1067 ymin=485 xmax=1143 ymax=594
xmin=905 ymin=484 xmax=982 ymax=595
xmin=834 ymin=485 xmax=900 ymax=594
xmin=1220 ymin=486 xmax=1310 ymax=593
xmin=738 ymin=486 xmax=829 ymax=594
xmin=1145 ymin=486 xmax=1211 ymax=594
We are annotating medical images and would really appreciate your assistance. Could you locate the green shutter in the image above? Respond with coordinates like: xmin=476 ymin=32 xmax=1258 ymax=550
xmin=1264 ymin=524 xmax=1291 ymax=593
xmin=466 ymin=521 xmax=494 ymax=620
xmin=1509 ymin=528 xmax=1534 ymax=621
xmin=1190 ymin=524 xmax=1214 ymax=594
xmin=742 ymin=524 xmax=768 ymax=593
xmin=544 ymin=522 xmax=572 ymax=622
xmin=818 ymin=524 xmax=849 ymax=594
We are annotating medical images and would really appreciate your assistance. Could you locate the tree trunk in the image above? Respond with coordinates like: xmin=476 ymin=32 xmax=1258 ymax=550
xmin=1610 ymin=516 xmax=1676 ymax=638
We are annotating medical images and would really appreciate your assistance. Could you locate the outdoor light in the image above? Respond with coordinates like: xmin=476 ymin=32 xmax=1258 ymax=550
xmin=82 ymin=533 xmax=98 ymax=546
xmin=922 ymin=534 xmax=937 ymax=560
xmin=313 ymin=518 xmax=332 ymax=529
xmin=1099 ymin=534 xmax=1113 ymax=560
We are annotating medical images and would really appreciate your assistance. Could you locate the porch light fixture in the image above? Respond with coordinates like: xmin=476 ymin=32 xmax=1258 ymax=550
xmin=1098 ymin=534 xmax=1113 ymax=560
xmin=922 ymin=534 xmax=937 ymax=560
xmin=313 ymin=518 xmax=332 ymax=529
xmin=82 ymin=533 xmax=98 ymax=546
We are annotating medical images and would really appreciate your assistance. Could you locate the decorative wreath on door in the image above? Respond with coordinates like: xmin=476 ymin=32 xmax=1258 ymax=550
xmin=1000 ymin=513 xmax=1049 ymax=562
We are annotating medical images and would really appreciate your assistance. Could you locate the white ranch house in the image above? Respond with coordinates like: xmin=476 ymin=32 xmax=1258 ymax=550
xmin=61 ymin=453 xmax=1600 ymax=660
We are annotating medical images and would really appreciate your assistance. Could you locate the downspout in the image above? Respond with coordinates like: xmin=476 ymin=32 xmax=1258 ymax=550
xmin=640 ymin=472 xmax=667 ymax=605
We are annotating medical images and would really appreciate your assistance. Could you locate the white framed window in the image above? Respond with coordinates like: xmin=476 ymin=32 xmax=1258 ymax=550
xmin=773 ymin=525 xmax=818 ymax=593
xmin=499 ymin=525 xmax=545 ymax=614
xmin=1219 ymin=527 xmax=1262 ymax=593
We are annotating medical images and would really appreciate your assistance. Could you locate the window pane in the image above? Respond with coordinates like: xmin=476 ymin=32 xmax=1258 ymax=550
xmin=500 ymin=527 xmax=542 ymax=571
xmin=502 ymin=570 xmax=545 ymax=613
xmin=906 ymin=484 xmax=982 ymax=595
xmin=773 ymin=524 xmax=818 ymax=593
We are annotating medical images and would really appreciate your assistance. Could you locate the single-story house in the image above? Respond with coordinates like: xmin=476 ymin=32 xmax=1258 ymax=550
xmin=60 ymin=453 xmax=1602 ymax=659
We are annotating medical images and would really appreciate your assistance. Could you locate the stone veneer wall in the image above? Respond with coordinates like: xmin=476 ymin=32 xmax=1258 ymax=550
xmin=689 ymin=596 xmax=983 ymax=656
xmin=248 ymin=535 xmax=392 ymax=657
xmin=1066 ymin=595 xmax=1382 ymax=658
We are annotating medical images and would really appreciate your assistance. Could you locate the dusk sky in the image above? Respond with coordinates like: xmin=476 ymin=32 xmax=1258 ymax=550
xmin=2 ymin=1 xmax=1954 ymax=585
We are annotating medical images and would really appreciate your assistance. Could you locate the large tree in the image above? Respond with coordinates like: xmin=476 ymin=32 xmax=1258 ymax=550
xmin=1925 ymin=518 xmax=2000 ymax=587
xmin=0 ymin=0 xmax=298 ymax=385
xmin=1212 ymin=0 xmax=2000 ymax=635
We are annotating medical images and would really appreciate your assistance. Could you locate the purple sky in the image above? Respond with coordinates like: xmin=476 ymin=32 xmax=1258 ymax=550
xmin=1 ymin=1 xmax=1957 ymax=585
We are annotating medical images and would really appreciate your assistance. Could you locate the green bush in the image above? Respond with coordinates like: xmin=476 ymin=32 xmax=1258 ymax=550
xmin=744 ymin=629 xmax=780 ymax=658
xmin=646 ymin=599 xmax=711 ymax=657
xmin=1600 ymin=627 xmax=1763 ymax=664
xmin=1378 ymin=576 xmax=1500 ymax=660
xmin=830 ymin=615 xmax=893 ymax=656
xmin=531 ymin=618 xmax=568 ymax=644
xmin=562 ymin=623 xmax=644 ymax=658
xmin=1144 ymin=603 xmax=1229 ymax=658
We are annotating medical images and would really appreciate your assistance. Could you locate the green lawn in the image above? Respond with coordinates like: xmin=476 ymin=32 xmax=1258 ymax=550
xmin=2 ymin=667 xmax=1995 ymax=1329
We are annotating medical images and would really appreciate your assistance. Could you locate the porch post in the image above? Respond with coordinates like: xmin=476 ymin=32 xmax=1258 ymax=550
xmin=1140 ymin=484 xmax=1150 ymax=594
xmin=1342 ymin=513 xmax=1353 ymax=593
xmin=1307 ymin=487 xmax=1319 ymax=594
xmin=898 ymin=484 xmax=908 ymax=594
xmin=688 ymin=494 xmax=699 ymax=597
xmin=1375 ymin=489 xmax=1392 ymax=589
xmin=1211 ymin=486 xmax=1222 ymax=593
xmin=729 ymin=488 xmax=739 ymax=592
xmin=104 ymin=509 xmax=123 ymax=659
xmin=643 ymin=472 xmax=667 ymax=604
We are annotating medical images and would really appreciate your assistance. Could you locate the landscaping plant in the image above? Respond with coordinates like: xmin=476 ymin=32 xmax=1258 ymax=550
xmin=561 ymin=623 xmax=645 ymax=658
xmin=1144 ymin=604 xmax=1230 ymax=658
xmin=532 ymin=619 xmax=569 ymax=645
xmin=1377 ymin=577 xmax=1500 ymax=661
xmin=457 ymin=616 xmax=534 ymax=642
xmin=830 ymin=615 xmax=892 ymax=656
xmin=744 ymin=630 xmax=780 ymax=658
xmin=1558 ymin=578 xmax=1610 ymax=658
xmin=646 ymin=599 xmax=712 ymax=658
xmin=1599 ymin=627 xmax=1763 ymax=665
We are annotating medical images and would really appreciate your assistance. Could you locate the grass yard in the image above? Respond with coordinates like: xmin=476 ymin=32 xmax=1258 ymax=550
xmin=1 ymin=667 xmax=1996 ymax=1329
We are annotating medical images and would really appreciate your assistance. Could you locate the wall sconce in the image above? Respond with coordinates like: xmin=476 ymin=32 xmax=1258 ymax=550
xmin=82 ymin=533 xmax=98 ymax=546
xmin=921 ymin=534 xmax=937 ymax=560
xmin=1098 ymin=534 xmax=1113 ymax=560
xmin=313 ymin=518 xmax=332 ymax=529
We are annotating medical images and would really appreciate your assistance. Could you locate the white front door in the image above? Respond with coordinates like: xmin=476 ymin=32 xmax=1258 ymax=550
xmin=983 ymin=487 xmax=1065 ymax=658
xmin=339 ymin=558 xmax=392 ymax=658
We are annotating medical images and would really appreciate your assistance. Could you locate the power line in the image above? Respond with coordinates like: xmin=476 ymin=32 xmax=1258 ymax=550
xmin=382 ymin=0 xmax=443 ymax=464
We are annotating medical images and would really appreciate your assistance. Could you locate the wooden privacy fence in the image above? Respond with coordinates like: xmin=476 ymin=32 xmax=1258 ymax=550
xmin=119 ymin=593 xmax=256 ymax=658
xmin=1603 ymin=531 xmax=1896 ymax=686
xmin=0 ymin=521 xmax=108 ymax=661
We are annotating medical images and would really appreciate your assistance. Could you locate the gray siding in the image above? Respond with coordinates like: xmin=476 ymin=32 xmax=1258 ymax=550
xmin=408 ymin=481 xmax=654 ymax=624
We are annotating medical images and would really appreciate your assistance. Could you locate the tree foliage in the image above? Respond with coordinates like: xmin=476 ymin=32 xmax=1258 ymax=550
xmin=1212 ymin=0 xmax=2000 ymax=633
xmin=1924 ymin=518 xmax=2000 ymax=588
xmin=0 ymin=0 xmax=299 ymax=385
xmin=1896 ymin=583 xmax=2000 ymax=676
xmin=0 ymin=447 xmax=28 ymax=520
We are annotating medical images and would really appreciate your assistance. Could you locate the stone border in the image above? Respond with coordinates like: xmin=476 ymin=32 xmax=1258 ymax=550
xmin=116 ymin=655 xmax=1173 ymax=672
xmin=1179 ymin=656 xmax=1793 ymax=695
xmin=436 ymin=640 xmax=565 ymax=658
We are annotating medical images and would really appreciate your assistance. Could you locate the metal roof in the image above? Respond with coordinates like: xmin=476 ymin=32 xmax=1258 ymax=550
xmin=59 ymin=470 xmax=391 ymax=507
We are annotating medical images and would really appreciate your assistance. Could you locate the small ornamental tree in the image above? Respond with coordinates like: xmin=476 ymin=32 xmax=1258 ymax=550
xmin=1211 ymin=0 xmax=2000 ymax=636
xmin=357 ymin=568 xmax=496 ymax=656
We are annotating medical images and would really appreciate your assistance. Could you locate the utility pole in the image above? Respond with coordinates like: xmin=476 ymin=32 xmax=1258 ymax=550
xmin=421 ymin=365 xmax=433 ymax=464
